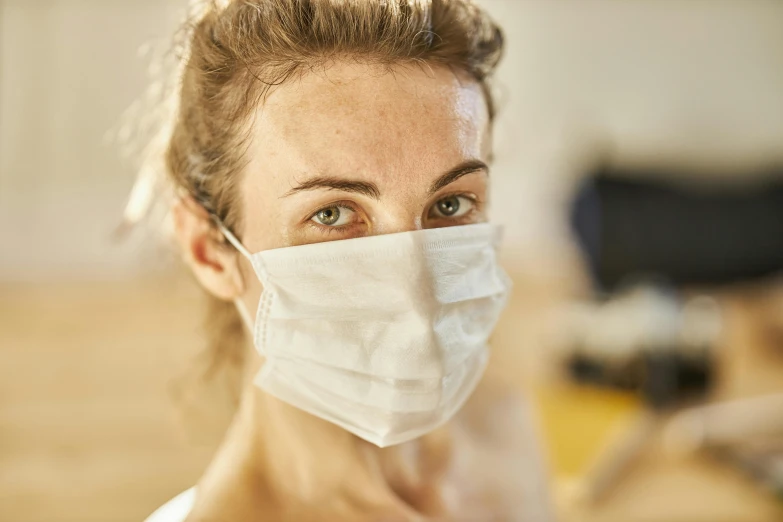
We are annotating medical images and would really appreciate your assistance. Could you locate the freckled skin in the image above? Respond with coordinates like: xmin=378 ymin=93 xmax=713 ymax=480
xmin=180 ymin=63 xmax=548 ymax=522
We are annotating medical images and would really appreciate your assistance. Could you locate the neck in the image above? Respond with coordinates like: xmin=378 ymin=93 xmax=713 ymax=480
xmin=196 ymin=385 xmax=455 ymax=518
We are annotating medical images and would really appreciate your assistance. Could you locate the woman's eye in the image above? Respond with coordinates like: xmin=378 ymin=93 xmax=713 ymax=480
xmin=311 ymin=205 xmax=356 ymax=227
xmin=429 ymin=195 xmax=473 ymax=219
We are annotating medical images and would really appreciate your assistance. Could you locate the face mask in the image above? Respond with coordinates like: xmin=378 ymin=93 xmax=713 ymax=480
xmin=219 ymin=223 xmax=511 ymax=447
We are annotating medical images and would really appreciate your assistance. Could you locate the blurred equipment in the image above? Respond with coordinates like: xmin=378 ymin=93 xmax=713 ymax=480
xmin=563 ymin=285 xmax=721 ymax=408
xmin=559 ymin=285 xmax=722 ymax=503
xmin=561 ymin=167 xmax=783 ymax=506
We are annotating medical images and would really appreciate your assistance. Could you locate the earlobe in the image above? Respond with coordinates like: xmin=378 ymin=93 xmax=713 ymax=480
xmin=172 ymin=197 xmax=245 ymax=301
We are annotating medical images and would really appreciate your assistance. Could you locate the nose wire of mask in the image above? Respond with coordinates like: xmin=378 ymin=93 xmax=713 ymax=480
xmin=215 ymin=220 xmax=511 ymax=447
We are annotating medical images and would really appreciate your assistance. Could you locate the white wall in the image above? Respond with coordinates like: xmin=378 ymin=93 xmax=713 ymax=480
xmin=0 ymin=0 xmax=185 ymax=281
xmin=480 ymin=0 xmax=783 ymax=259
xmin=1 ymin=0 xmax=782 ymax=281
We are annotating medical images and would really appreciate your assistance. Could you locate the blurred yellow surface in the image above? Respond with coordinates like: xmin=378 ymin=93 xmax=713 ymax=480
xmin=532 ymin=385 xmax=641 ymax=479
xmin=0 ymin=278 xmax=216 ymax=522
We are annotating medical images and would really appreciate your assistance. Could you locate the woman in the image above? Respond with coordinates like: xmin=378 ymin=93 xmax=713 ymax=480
xmin=138 ymin=0 xmax=552 ymax=520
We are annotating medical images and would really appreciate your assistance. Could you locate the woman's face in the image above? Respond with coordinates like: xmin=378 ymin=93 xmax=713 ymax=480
xmin=239 ymin=62 xmax=491 ymax=253
xmin=232 ymin=62 xmax=492 ymax=310
xmin=176 ymin=61 xmax=491 ymax=312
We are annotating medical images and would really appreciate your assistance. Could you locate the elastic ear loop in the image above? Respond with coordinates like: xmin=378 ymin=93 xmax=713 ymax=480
xmin=212 ymin=216 xmax=252 ymax=259
xmin=211 ymin=216 xmax=255 ymax=331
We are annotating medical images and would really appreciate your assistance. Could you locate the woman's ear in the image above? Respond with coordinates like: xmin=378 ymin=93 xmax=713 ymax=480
xmin=172 ymin=197 xmax=245 ymax=300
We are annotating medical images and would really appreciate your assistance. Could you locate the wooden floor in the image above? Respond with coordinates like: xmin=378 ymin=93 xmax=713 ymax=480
xmin=0 ymin=277 xmax=220 ymax=522
xmin=1 ymin=272 xmax=782 ymax=522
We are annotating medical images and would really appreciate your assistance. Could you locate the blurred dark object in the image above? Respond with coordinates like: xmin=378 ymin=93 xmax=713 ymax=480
xmin=570 ymin=169 xmax=783 ymax=291
xmin=569 ymin=349 xmax=712 ymax=409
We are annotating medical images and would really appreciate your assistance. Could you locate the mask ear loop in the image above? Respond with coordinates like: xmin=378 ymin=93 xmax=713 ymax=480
xmin=210 ymin=215 xmax=255 ymax=331
xmin=211 ymin=215 xmax=252 ymax=260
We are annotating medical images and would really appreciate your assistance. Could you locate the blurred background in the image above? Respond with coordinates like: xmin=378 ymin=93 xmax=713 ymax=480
xmin=1 ymin=0 xmax=782 ymax=521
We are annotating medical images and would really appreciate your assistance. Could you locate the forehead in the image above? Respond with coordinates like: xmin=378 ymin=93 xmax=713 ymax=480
xmin=244 ymin=62 xmax=490 ymax=190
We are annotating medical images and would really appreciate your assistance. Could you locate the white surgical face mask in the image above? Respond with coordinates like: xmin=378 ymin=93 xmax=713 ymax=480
xmin=219 ymin=223 xmax=511 ymax=447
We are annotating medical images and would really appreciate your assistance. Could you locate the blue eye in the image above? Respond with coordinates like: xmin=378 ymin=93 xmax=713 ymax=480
xmin=311 ymin=205 xmax=356 ymax=226
xmin=430 ymin=195 xmax=473 ymax=218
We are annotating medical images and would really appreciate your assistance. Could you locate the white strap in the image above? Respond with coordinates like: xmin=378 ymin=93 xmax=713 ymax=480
xmin=213 ymin=218 xmax=252 ymax=259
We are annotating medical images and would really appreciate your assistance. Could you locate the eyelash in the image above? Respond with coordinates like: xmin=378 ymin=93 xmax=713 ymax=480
xmin=429 ymin=192 xmax=480 ymax=219
xmin=305 ymin=200 xmax=363 ymax=233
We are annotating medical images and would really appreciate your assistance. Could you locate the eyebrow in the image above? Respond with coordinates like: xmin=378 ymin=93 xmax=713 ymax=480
xmin=282 ymin=159 xmax=488 ymax=199
xmin=283 ymin=176 xmax=381 ymax=199
xmin=427 ymin=159 xmax=488 ymax=194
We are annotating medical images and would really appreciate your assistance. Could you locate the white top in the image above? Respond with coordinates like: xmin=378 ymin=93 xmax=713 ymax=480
xmin=144 ymin=488 xmax=195 ymax=522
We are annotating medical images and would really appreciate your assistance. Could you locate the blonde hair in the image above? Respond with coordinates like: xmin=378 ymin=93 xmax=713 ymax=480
xmin=128 ymin=0 xmax=504 ymax=386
